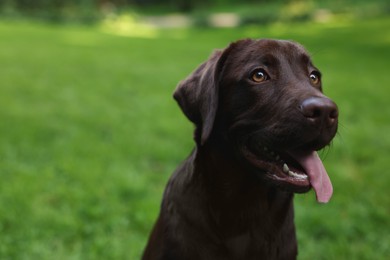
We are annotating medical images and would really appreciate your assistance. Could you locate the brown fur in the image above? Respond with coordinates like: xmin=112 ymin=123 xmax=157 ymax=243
xmin=143 ymin=39 xmax=338 ymax=260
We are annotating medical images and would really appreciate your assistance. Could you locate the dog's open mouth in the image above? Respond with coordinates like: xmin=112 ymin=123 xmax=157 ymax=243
xmin=243 ymin=143 xmax=333 ymax=203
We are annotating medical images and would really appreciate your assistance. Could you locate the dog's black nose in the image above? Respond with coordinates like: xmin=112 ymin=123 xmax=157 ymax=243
xmin=300 ymin=97 xmax=338 ymax=127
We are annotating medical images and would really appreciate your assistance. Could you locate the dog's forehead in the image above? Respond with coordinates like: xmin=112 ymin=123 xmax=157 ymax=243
xmin=257 ymin=39 xmax=307 ymax=53
xmin=229 ymin=39 xmax=311 ymax=65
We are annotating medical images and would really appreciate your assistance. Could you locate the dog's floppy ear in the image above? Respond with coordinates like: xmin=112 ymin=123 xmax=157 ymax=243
xmin=173 ymin=46 xmax=233 ymax=146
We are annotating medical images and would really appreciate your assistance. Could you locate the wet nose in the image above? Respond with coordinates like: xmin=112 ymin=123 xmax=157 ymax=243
xmin=299 ymin=97 xmax=338 ymax=127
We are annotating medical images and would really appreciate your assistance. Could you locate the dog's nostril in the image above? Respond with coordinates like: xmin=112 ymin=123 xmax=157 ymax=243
xmin=311 ymin=108 xmax=322 ymax=118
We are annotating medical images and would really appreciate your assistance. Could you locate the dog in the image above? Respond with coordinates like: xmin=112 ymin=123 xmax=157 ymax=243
xmin=142 ymin=39 xmax=338 ymax=260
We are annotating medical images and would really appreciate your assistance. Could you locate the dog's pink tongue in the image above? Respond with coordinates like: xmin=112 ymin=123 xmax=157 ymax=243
xmin=290 ymin=151 xmax=333 ymax=203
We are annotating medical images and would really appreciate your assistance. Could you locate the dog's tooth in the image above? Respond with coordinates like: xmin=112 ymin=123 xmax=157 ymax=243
xmin=288 ymin=170 xmax=308 ymax=179
xmin=283 ymin=164 xmax=289 ymax=173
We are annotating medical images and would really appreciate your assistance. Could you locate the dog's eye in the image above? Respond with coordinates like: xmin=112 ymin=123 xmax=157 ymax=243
xmin=310 ymin=72 xmax=321 ymax=84
xmin=251 ymin=69 xmax=269 ymax=83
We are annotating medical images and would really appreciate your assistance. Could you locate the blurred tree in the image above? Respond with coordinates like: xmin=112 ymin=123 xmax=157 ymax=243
xmin=6 ymin=0 xmax=387 ymax=22
xmin=0 ymin=0 xmax=279 ymax=14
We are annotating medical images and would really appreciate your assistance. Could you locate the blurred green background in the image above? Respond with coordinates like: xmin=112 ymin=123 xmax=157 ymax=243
xmin=0 ymin=0 xmax=389 ymax=259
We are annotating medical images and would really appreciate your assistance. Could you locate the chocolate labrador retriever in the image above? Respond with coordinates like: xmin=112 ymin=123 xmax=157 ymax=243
xmin=142 ymin=39 xmax=338 ymax=260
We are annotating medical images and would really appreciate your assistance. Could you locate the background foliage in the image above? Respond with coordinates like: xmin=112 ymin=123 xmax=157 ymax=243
xmin=0 ymin=0 xmax=389 ymax=22
xmin=0 ymin=0 xmax=389 ymax=259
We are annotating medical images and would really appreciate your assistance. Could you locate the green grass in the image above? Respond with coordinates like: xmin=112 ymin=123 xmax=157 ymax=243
xmin=0 ymin=16 xmax=389 ymax=259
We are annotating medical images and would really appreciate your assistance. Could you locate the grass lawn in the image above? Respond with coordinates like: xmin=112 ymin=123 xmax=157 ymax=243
xmin=0 ymin=16 xmax=389 ymax=259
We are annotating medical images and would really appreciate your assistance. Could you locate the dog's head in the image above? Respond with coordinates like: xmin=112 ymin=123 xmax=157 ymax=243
xmin=174 ymin=39 xmax=338 ymax=203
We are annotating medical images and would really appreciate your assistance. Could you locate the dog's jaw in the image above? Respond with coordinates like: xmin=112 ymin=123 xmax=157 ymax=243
xmin=241 ymin=143 xmax=311 ymax=192
xmin=240 ymin=140 xmax=333 ymax=203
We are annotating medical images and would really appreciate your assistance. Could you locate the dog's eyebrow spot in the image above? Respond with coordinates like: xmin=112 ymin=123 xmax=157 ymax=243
xmin=300 ymin=53 xmax=312 ymax=67
xmin=260 ymin=54 xmax=279 ymax=67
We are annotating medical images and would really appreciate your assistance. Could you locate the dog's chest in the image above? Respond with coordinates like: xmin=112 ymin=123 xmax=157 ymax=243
xmin=224 ymin=232 xmax=251 ymax=258
xmin=222 ymin=228 xmax=296 ymax=259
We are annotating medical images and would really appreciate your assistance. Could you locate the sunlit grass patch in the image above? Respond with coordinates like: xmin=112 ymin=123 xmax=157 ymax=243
xmin=100 ymin=13 xmax=158 ymax=38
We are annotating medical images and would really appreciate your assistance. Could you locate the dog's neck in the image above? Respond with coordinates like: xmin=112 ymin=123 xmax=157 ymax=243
xmin=161 ymin=140 xmax=298 ymax=258
xmin=192 ymin=140 xmax=296 ymax=239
